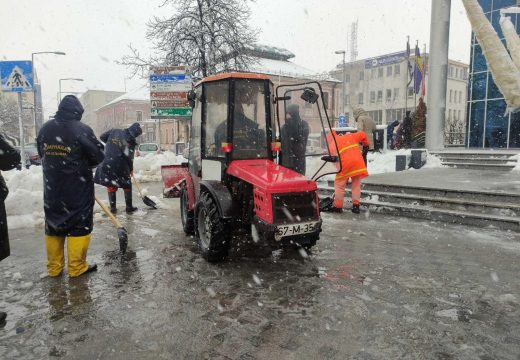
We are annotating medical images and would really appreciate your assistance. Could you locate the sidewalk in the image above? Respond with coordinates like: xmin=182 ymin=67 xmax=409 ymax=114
xmin=364 ymin=168 xmax=520 ymax=195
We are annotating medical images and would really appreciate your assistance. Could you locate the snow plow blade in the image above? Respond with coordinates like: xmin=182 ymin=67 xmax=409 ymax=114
xmin=161 ymin=164 xmax=189 ymax=198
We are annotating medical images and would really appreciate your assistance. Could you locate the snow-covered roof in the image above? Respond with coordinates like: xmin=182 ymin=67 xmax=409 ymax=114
xmin=96 ymin=84 xmax=150 ymax=111
xmin=245 ymin=44 xmax=295 ymax=60
xmin=248 ymin=57 xmax=339 ymax=82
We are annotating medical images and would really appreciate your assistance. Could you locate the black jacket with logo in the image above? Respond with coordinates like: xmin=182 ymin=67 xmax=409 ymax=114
xmin=37 ymin=95 xmax=104 ymax=237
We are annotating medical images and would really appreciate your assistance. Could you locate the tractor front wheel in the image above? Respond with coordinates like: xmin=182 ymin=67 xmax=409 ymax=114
xmin=195 ymin=192 xmax=230 ymax=262
xmin=180 ymin=183 xmax=194 ymax=235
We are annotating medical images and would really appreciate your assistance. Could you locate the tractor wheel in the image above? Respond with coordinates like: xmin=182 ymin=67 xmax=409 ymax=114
xmin=180 ymin=184 xmax=194 ymax=235
xmin=195 ymin=192 xmax=230 ymax=262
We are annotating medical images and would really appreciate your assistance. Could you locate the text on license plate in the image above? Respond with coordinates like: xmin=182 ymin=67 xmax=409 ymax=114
xmin=275 ymin=221 xmax=319 ymax=240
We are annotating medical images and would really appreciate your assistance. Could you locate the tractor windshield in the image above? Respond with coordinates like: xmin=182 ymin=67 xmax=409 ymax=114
xmin=275 ymin=82 xmax=341 ymax=181
xmin=230 ymin=80 xmax=269 ymax=160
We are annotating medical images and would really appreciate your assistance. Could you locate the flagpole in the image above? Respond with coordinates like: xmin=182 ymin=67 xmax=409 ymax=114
xmin=414 ymin=40 xmax=418 ymax=109
xmin=405 ymin=36 xmax=410 ymax=119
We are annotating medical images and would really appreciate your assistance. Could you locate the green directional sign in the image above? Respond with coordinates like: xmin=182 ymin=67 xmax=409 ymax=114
xmin=151 ymin=107 xmax=192 ymax=118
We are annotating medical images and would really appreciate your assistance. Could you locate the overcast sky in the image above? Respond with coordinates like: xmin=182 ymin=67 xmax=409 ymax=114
xmin=1 ymin=0 xmax=471 ymax=119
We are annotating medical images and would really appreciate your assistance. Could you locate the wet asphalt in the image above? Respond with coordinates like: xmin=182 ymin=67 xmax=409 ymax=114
xmin=0 ymin=183 xmax=519 ymax=359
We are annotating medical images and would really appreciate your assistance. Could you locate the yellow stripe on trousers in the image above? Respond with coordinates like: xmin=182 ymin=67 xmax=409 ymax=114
xmin=336 ymin=168 xmax=367 ymax=180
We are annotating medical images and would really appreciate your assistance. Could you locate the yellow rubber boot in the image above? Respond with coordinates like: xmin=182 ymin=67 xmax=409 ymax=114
xmin=45 ymin=235 xmax=65 ymax=277
xmin=67 ymin=234 xmax=91 ymax=277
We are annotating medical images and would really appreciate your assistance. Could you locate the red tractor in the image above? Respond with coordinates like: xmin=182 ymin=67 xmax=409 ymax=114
xmin=179 ymin=72 xmax=340 ymax=262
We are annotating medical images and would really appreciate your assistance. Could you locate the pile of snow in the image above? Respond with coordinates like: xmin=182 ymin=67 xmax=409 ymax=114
xmin=3 ymin=167 xmax=44 ymax=229
xmin=133 ymin=151 xmax=187 ymax=182
xmin=367 ymin=149 xmax=444 ymax=175
xmin=510 ymin=154 xmax=520 ymax=172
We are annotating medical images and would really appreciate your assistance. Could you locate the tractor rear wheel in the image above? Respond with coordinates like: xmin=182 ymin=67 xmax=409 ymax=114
xmin=180 ymin=183 xmax=194 ymax=235
xmin=195 ymin=191 xmax=230 ymax=262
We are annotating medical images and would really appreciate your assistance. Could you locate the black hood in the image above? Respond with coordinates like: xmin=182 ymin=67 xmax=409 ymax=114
xmin=55 ymin=95 xmax=84 ymax=121
xmin=127 ymin=122 xmax=142 ymax=138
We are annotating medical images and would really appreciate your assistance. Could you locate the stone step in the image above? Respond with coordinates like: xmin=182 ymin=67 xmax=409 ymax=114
xmin=440 ymin=162 xmax=516 ymax=170
xmin=436 ymin=156 xmax=515 ymax=164
xmin=318 ymin=188 xmax=519 ymax=231
xmin=327 ymin=181 xmax=520 ymax=204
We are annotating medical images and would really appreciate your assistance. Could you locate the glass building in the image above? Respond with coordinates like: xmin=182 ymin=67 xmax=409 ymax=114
xmin=467 ymin=0 xmax=520 ymax=148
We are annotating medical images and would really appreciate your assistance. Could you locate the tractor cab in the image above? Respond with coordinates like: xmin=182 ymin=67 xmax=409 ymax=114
xmin=180 ymin=72 xmax=339 ymax=262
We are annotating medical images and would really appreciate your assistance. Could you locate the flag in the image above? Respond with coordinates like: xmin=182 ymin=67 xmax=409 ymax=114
xmin=406 ymin=39 xmax=413 ymax=86
xmin=413 ymin=45 xmax=425 ymax=95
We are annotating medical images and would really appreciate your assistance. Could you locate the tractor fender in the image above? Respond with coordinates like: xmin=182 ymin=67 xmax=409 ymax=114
xmin=199 ymin=181 xmax=234 ymax=219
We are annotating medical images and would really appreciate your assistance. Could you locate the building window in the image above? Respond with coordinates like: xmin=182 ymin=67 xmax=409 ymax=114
xmin=358 ymin=93 xmax=364 ymax=104
xmin=344 ymin=94 xmax=350 ymax=105
xmin=345 ymin=74 xmax=350 ymax=83
xmin=377 ymin=90 xmax=383 ymax=103
xmin=386 ymin=89 xmax=392 ymax=102
xmin=394 ymin=64 xmax=401 ymax=76
xmin=408 ymin=87 xmax=414 ymax=98
xmin=393 ymin=88 xmax=400 ymax=100
xmin=136 ymin=110 xmax=143 ymax=122
xmin=448 ymin=109 xmax=452 ymax=120
xmin=378 ymin=67 xmax=384 ymax=78
xmin=458 ymin=110 xmax=461 ymax=121
xmin=368 ymin=110 xmax=383 ymax=125
xmin=387 ymin=66 xmax=393 ymax=77
xmin=370 ymin=91 xmax=376 ymax=103
xmin=455 ymin=68 xmax=459 ymax=78
xmin=449 ymin=90 xmax=453 ymax=103
xmin=359 ymin=71 xmax=364 ymax=80
xmin=459 ymin=91 xmax=462 ymax=103
xmin=371 ymin=69 xmax=377 ymax=79
xmin=449 ymin=66 xmax=454 ymax=78
xmin=323 ymin=92 xmax=330 ymax=109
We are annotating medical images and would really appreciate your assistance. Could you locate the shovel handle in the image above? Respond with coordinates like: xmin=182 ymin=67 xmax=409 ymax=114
xmin=95 ymin=196 xmax=124 ymax=229
xmin=131 ymin=174 xmax=144 ymax=197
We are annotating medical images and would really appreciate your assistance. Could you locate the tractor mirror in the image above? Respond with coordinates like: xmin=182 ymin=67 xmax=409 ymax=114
xmin=321 ymin=155 xmax=338 ymax=163
xmin=187 ymin=90 xmax=196 ymax=108
xmin=301 ymin=88 xmax=319 ymax=104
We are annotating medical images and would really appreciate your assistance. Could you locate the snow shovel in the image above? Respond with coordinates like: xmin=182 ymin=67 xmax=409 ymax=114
xmin=95 ymin=196 xmax=128 ymax=254
xmin=131 ymin=174 xmax=158 ymax=209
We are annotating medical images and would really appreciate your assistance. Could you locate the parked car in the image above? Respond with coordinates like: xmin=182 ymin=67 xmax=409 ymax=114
xmin=136 ymin=143 xmax=161 ymax=157
xmin=15 ymin=143 xmax=41 ymax=169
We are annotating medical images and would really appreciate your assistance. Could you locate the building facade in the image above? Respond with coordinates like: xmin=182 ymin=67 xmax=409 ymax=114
xmin=329 ymin=52 xmax=468 ymax=143
xmin=79 ymin=90 xmax=124 ymax=135
xmin=467 ymin=0 xmax=520 ymax=148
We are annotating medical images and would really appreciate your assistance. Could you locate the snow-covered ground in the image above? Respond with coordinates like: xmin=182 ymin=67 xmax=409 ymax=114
xmin=133 ymin=152 xmax=187 ymax=182
xmin=510 ymin=154 xmax=520 ymax=172
xmin=367 ymin=149 xmax=444 ymax=174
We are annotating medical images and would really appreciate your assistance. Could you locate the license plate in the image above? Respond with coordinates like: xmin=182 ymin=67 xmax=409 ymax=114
xmin=275 ymin=221 xmax=319 ymax=241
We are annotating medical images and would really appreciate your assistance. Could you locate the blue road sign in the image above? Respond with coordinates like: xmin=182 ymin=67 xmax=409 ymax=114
xmin=338 ymin=114 xmax=347 ymax=127
xmin=0 ymin=61 xmax=33 ymax=92
xmin=149 ymin=73 xmax=190 ymax=83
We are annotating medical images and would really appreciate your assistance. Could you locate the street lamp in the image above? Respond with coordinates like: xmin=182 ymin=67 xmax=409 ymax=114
xmin=31 ymin=51 xmax=66 ymax=137
xmin=335 ymin=50 xmax=346 ymax=119
xmin=58 ymin=78 xmax=84 ymax=105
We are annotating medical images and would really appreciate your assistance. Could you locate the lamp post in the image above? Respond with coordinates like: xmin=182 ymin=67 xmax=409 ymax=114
xmin=58 ymin=78 xmax=84 ymax=106
xmin=335 ymin=50 xmax=346 ymax=120
xmin=31 ymin=51 xmax=65 ymax=137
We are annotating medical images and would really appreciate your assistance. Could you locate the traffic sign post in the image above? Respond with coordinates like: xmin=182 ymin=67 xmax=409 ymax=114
xmin=149 ymin=67 xmax=193 ymax=149
xmin=0 ymin=61 xmax=33 ymax=92
xmin=1 ymin=60 xmax=34 ymax=164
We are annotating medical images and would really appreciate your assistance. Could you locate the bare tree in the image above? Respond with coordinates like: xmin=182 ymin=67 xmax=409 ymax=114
xmin=121 ymin=0 xmax=258 ymax=78
xmin=0 ymin=95 xmax=34 ymax=144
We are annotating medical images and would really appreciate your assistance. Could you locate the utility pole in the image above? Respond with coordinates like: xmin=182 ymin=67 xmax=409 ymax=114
xmin=17 ymin=93 xmax=25 ymax=166
xmin=426 ymin=0 xmax=451 ymax=150
xmin=335 ymin=50 xmax=346 ymax=116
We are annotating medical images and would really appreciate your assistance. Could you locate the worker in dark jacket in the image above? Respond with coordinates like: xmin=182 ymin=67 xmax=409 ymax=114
xmin=37 ymin=95 xmax=105 ymax=278
xmin=280 ymin=104 xmax=309 ymax=175
xmin=94 ymin=122 xmax=142 ymax=213
xmin=0 ymin=134 xmax=21 ymax=327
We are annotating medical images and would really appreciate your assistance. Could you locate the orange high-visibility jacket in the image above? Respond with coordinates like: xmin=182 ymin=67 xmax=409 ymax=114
xmin=328 ymin=130 xmax=369 ymax=180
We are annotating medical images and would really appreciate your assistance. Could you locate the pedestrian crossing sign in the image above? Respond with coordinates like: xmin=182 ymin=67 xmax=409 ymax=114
xmin=0 ymin=61 xmax=33 ymax=92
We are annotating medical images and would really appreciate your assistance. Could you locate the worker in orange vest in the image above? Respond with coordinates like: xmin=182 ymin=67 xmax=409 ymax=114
xmin=327 ymin=130 xmax=369 ymax=214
